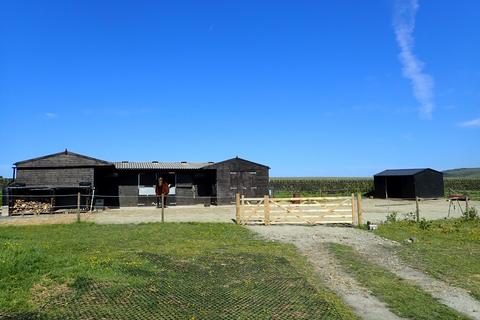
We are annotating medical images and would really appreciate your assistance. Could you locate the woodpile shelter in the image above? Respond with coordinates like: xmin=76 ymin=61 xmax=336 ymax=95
xmin=374 ymin=168 xmax=444 ymax=199
xmin=4 ymin=150 xmax=269 ymax=212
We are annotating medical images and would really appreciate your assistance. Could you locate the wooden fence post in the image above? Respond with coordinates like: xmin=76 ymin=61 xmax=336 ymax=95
xmin=351 ymin=193 xmax=356 ymax=226
xmin=161 ymin=194 xmax=165 ymax=223
xmin=264 ymin=195 xmax=270 ymax=225
xmin=77 ymin=192 xmax=81 ymax=223
xmin=415 ymin=197 xmax=420 ymax=222
xmin=235 ymin=193 xmax=241 ymax=224
xmin=241 ymin=195 xmax=245 ymax=223
xmin=357 ymin=193 xmax=363 ymax=225
xmin=465 ymin=196 xmax=469 ymax=213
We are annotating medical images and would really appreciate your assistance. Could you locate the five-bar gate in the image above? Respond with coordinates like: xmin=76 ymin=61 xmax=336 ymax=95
xmin=235 ymin=194 xmax=362 ymax=225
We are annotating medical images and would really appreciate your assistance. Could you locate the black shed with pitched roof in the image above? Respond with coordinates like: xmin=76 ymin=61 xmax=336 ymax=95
xmin=374 ymin=168 xmax=444 ymax=199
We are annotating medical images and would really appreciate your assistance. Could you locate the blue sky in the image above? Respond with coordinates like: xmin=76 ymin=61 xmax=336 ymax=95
xmin=0 ymin=0 xmax=479 ymax=177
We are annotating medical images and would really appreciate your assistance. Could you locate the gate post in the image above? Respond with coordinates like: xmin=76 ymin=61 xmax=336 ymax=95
xmin=235 ymin=193 xmax=241 ymax=224
xmin=77 ymin=192 xmax=81 ymax=223
xmin=415 ymin=197 xmax=420 ymax=222
xmin=357 ymin=193 xmax=363 ymax=225
xmin=351 ymin=193 xmax=356 ymax=226
xmin=264 ymin=195 xmax=270 ymax=225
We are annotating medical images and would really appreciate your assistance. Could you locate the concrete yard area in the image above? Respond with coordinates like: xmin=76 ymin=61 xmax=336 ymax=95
xmin=0 ymin=198 xmax=478 ymax=226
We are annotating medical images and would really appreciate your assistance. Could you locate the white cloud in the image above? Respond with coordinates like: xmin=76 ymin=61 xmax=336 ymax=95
xmin=459 ymin=118 xmax=480 ymax=127
xmin=393 ymin=0 xmax=434 ymax=119
xmin=45 ymin=112 xmax=58 ymax=119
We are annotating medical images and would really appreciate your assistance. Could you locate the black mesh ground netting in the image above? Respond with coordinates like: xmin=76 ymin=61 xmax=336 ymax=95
xmin=2 ymin=251 xmax=345 ymax=319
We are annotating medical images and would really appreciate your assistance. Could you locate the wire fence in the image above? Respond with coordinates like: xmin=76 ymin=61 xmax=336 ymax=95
xmin=2 ymin=192 xmax=239 ymax=216
xmin=2 ymin=191 xmax=477 ymax=220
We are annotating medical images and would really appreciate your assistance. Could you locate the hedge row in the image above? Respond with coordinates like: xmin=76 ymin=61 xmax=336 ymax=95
xmin=270 ymin=178 xmax=374 ymax=195
xmin=270 ymin=178 xmax=480 ymax=195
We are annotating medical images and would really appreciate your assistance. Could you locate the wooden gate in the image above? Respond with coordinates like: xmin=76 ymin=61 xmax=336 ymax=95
xmin=235 ymin=194 xmax=362 ymax=225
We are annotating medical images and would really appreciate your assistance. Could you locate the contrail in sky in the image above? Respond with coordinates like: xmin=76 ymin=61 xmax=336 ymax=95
xmin=393 ymin=0 xmax=434 ymax=118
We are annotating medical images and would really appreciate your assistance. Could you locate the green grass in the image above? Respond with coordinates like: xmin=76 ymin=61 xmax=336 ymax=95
xmin=375 ymin=218 xmax=480 ymax=300
xmin=0 ymin=222 xmax=355 ymax=319
xmin=328 ymin=243 xmax=469 ymax=320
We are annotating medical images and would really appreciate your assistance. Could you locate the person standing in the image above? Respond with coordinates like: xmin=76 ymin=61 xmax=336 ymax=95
xmin=156 ymin=177 xmax=169 ymax=208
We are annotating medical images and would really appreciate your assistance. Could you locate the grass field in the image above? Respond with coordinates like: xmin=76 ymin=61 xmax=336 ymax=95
xmin=328 ymin=243 xmax=469 ymax=320
xmin=375 ymin=218 xmax=480 ymax=300
xmin=0 ymin=222 xmax=355 ymax=319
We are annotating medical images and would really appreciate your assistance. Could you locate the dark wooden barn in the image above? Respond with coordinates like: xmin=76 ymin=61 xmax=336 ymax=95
xmin=374 ymin=168 xmax=444 ymax=199
xmin=5 ymin=151 xmax=270 ymax=211
xmin=205 ymin=157 xmax=270 ymax=205
xmin=7 ymin=150 xmax=114 ymax=210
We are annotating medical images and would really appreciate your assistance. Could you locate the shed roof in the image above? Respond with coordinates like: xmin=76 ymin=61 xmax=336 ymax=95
xmin=113 ymin=161 xmax=212 ymax=170
xmin=204 ymin=157 xmax=270 ymax=169
xmin=375 ymin=168 xmax=441 ymax=177
xmin=14 ymin=150 xmax=112 ymax=167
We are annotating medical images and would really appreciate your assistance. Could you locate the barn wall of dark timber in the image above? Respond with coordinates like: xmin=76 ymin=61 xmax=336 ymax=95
xmin=414 ymin=170 xmax=444 ymax=198
xmin=117 ymin=172 xmax=138 ymax=207
xmin=208 ymin=158 xmax=269 ymax=205
xmin=15 ymin=168 xmax=95 ymax=186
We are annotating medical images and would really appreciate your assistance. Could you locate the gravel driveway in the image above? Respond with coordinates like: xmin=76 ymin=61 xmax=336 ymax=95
xmin=249 ymin=225 xmax=480 ymax=320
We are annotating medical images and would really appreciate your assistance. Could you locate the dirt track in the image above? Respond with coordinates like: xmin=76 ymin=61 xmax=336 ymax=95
xmin=249 ymin=225 xmax=480 ymax=320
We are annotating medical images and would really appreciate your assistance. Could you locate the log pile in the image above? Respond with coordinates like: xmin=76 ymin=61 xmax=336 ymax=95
xmin=12 ymin=199 xmax=52 ymax=215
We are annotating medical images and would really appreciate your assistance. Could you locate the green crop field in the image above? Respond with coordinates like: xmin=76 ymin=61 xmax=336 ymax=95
xmin=270 ymin=177 xmax=374 ymax=197
xmin=0 ymin=223 xmax=354 ymax=319
xmin=270 ymin=177 xmax=480 ymax=200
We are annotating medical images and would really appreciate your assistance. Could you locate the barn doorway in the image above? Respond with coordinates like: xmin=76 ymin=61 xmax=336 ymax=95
xmin=230 ymin=171 xmax=257 ymax=197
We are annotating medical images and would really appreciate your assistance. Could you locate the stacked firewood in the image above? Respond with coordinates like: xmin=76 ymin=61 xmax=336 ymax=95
xmin=12 ymin=199 xmax=52 ymax=214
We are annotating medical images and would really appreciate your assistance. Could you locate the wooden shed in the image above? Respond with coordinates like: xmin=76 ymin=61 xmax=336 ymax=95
xmin=8 ymin=150 xmax=114 ymax=210
xmin=205 ymin=157 xmax=270 ymax=205
xmin=7 ymin=151 xmax=270 ymax=210
xmin=374 ymin=168 xmax=444 ymax=199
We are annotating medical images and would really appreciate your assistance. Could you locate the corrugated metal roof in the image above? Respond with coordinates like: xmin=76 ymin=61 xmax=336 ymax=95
xmin=113 ymin=161 xmax=212 ymax=170
xmin=375 ymin=168 xmax=439 ymax=176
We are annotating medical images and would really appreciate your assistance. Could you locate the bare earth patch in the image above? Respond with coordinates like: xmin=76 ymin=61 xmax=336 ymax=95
xmin=249 ymin=225 xmax=480 ymax=320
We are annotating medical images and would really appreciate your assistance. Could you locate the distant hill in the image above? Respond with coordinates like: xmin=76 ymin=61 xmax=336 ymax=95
xmin=443 ymin=168 xmax=480 ymax=178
